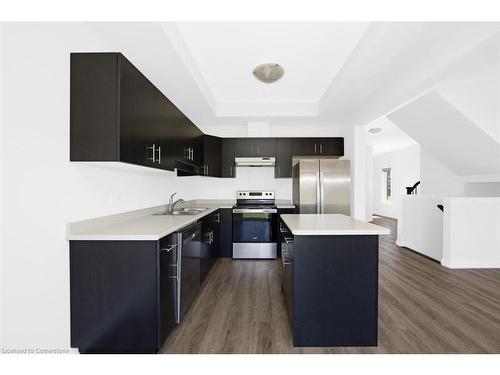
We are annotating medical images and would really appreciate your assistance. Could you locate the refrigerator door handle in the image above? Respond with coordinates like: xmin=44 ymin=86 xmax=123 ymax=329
xmin=319 ymin=171 xmax=324 ymax=214
xmin=316 ymin=171 xmax=321 ymax=213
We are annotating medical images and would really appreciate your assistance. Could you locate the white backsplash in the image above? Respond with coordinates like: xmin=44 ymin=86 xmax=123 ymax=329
xmin=182 ymin=166 xmax=292 ymax=201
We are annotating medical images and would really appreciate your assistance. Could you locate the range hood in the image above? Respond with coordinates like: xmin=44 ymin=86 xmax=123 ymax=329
xmin=235 ymin=157 xmax=276 ymax=167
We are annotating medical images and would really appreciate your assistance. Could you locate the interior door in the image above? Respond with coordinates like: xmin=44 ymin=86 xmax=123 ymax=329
xmin=320 ymin=159 xmax=351 ymax=215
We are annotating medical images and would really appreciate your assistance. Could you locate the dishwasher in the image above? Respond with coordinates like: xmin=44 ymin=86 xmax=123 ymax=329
xmin=175 ymin=221 xmax=202 ymax=323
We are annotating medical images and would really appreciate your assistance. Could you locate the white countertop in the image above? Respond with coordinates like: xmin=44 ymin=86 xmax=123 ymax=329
xmin=67 ymin=199 xmax=295 ymax=241
xmin=280 ymin=214 xmax=391 ymax=236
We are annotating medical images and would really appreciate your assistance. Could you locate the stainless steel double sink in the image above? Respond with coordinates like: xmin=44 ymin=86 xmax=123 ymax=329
xmin=154 ymin=207 xmax=208 ymax=216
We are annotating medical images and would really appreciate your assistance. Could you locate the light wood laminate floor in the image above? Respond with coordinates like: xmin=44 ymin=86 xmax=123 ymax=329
xmin=161 ymin=217 xmax=500 ymax=353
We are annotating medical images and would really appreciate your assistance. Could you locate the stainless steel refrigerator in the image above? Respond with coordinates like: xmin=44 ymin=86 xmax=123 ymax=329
xmin=292 ymin=159 xmax=351 ymax=215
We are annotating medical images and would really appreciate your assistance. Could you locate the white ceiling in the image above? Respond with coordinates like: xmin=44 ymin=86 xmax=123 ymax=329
xmin=93 ymin=22 xmax=500 ymax=134
xmin=365 ymin=116 xmax=417 ymax=156
xmin=172 ymin=22 xmax=370 ymax=117
xmin=388 ymin=91 xmax=500 ymax=176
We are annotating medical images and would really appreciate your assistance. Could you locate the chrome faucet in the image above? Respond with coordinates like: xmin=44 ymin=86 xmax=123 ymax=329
xmin=168 ymin=192 xmax=185 ymax=213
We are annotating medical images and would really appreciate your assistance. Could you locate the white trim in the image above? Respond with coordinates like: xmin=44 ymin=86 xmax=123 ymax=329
xmin=441 ymin=258 xmax=500 ymax=269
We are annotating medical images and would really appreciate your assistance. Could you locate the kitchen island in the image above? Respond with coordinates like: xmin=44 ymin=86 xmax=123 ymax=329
xmin=279 ymin=214 xmax=390 ymax=347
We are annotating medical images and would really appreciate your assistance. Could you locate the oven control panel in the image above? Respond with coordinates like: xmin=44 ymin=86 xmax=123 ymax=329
xmin=236 ymin=190 xmax=275 ymax=200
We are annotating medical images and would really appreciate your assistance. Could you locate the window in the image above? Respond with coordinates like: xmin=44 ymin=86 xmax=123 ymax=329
xmin=382 ymin=168 xmax=391 ymax=202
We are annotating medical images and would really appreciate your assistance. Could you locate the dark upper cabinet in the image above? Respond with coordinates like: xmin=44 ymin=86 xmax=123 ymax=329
xmin=292 ymin=138 xmax=344 ymax=157
xmin=319 ymin=137 xmax=344 ymax=156
xmin=275 ymin=138 xmax=293 ymax=178
xmin=234 ymin=138 xmax=276 ymax=157
xmin=292 ymin=138 xmax=319 ymax=156
xmin=70 ymin=53 xmax=119 ymax=162
xmin=234 ymin=138 xmax=253 ymax=157
xmin=257 ymin=138 xmax=276 ymax=156
xmin=221 ymin=138 xmax=235 ymax=178
xmin=181 ymin=119 xmax=203 ymax=166
xmin=70 ymin=52 xmax=203 ymax=172
xmin=71 ymin=53 xmax=345 ymax=177
xmin=120 ymin=58 xmax=165 ymax=169
xmin=201 ymin=135 xmax=222 ymax=177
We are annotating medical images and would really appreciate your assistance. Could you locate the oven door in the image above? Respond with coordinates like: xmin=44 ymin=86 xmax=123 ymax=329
xmin=232 ymin=209 xmax=277 ymax=243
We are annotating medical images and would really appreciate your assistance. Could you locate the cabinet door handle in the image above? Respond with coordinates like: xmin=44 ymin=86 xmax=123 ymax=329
xmin=157 ymin=146 xmax=161 ymax=164
xmin=148 ymin=144 xmax=156 ymax=162
xmin=191 ymin=148 xmax=194 ymax=161
xmin=320 ymin=143 xmax=323 ymax=154
xmin=161 ymin=244 xmax=177 ymax=253
xmin=215 ymin=213 xmax=220 ymax=223
xmin=185 ymin=148 xmax=190 ymax=160
xmin=314 ymin=144 xmax=317 ymax=155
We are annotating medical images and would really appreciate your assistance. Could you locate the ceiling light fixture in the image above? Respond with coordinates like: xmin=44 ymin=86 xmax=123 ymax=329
xmin=253 ymin=63 xmax=284 ymax=83
xmin=368 ymin=127 xmax=382 ymax=134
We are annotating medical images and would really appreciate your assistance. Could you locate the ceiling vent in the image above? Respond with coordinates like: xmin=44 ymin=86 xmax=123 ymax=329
xmin=253 ymin=63 xmax=284 ymax=83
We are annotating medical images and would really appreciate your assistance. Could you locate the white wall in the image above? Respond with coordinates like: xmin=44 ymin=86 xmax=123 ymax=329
xmin=420 ymin=147 xmax=464 ymax=196
xmin=185 ymin=167 xmax=291 ymax=201
xmin=464 ymin=182 xmax=500 ymax=197
xmin=0 ymin=23 xmax=353 ymax=351
xmin=397 ymin=195 xmax=444 ymax=261
xmin=0 ymin=24 xmax=203 ymax=351
xmin=365 ymin=145 xmax=374 ymax=221
xmin=372 ymin=144 xmax=420 ymax=219
xmin=442 ymin=197 xmax=500 ymax=268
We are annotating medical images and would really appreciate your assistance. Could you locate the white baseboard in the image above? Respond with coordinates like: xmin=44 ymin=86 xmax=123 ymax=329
xmin=441 ymin=258 xmax=500 ymax=269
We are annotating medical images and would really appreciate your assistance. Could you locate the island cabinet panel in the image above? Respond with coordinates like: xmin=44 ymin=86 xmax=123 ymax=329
xmin=276 ymin=208 xmax=295 ymax=257
xmin=291 ymin=234 xmax=379 ymax=347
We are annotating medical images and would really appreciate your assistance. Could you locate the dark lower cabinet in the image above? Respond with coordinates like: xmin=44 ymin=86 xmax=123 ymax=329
xmin=70 ymin=236 xmax=177 ymax=353
xmin=200 ymin=210 xmax=220 ymax=282
xmin=280 ymin=219 xmax=379 ymax=347
xmin=158 ymin=234 xmax=178 ymax=347
xmin=219 ymin=208 xmax=233 ymax=257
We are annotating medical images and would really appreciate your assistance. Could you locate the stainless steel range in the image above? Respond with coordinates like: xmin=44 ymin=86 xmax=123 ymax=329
xmin=232 ymin=190 xmax=277 ymax=259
